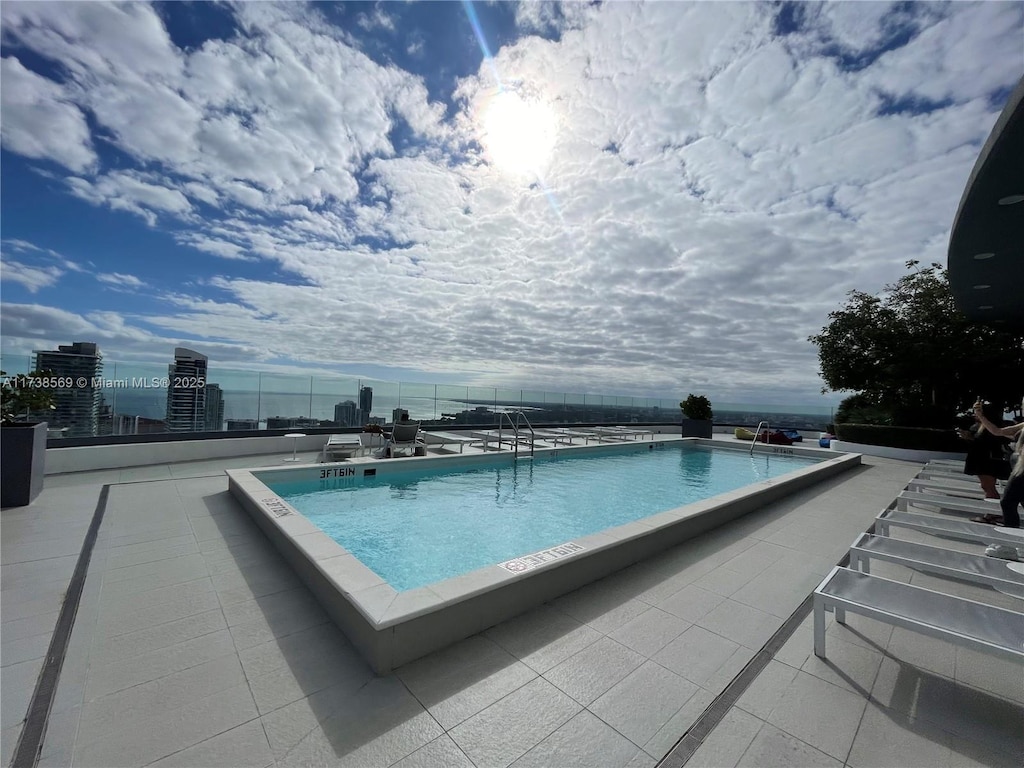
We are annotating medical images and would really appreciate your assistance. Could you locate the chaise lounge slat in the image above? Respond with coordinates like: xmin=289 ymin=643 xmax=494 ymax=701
xmin=849 ymin=533 xmax=1024 ymax=596
xmin=875 ymin=508 xmax=1024 ymax=547
xmin=813 ymin=566 xmax=1024 ymax=661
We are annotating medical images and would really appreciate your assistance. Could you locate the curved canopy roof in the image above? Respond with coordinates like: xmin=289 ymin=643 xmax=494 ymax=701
xmin=947 ymin=76 xmax=1024 ymax=330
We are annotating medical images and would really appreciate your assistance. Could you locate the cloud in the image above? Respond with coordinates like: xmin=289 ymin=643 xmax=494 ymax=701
xmin=96 ymin=272 xmax=145 ymax=289
xmin=0 ymin=1 xmax=1020 ymax=405
xmin=0 ymin=260 xmax=63 ymax=292
xmin=0 ymin=57 xmax=96 ymax=172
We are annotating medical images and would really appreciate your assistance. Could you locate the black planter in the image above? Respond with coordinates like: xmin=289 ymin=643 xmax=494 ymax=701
xmin=1 ymin=422 xmax=47 ymax=507
xmin=681 ymin=418 xmax=712 ymax=438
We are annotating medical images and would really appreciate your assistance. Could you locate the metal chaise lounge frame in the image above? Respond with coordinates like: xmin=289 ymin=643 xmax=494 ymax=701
xmin=322 ymin=433 xmax=363 ymax=462
xmin=813 ymin=566 xmax=1024 ymax=661
xmin=848 ymin=532 xmax=1024 ymax=596
xmin=895 ymin=490 xmax=1003 ymax=517
xmin=421 ymin=430 xmax=484 ymax=454
xmin=875 ymin=508 xmax=1024 ymax=547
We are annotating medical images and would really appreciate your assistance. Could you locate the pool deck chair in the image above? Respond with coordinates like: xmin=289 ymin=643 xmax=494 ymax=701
xmin=896 ymin=490 xmax=1002 ymax=518
xmin=469 ymin=430 xmax=532 ymax=451
xmin=906 ymin=478 xmax=988 ymax=499
xmin=322 ymin=434 xmax=363 ymax=462
xmin=813 ymin=566 xmax=1024 ymax=661
xmin=530 ymin=429 xmax=580 ymax=446
xmin=848 ymin=533 xmax=1024 ymax=597
xmin=380 ymin=421 xmax=425 ymax=458
xmin=875 ymin=508 xmax=1024 ymax=548
xmin=589 ymin=426 xmax=655 ymax=440
xmin=421 ymin=431 xmax=483 ymax=454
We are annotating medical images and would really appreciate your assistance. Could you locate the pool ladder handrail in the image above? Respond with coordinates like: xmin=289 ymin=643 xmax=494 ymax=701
xmin=497 ymin=410 xmax=536 ymax=459
xmin=750 ymin=421 xmax=769 ymax=455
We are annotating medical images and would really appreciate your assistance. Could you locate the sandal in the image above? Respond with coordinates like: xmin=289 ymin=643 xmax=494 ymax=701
xmin=970 ymin=514 xmax=1004 ymax=525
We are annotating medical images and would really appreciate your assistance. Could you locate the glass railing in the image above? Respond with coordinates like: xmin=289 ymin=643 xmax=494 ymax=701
xmin=0 ymin=354 xmax=834 ymax=439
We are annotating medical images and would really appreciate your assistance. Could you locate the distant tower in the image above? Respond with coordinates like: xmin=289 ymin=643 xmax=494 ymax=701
xmin=204 ymin=383 xmax=224 ymax=431
xmin=359 ymin=386 xmax=373 ymax=421
xmin=165 ymin=347 xmax=208 ymax=432
xmin=392 ymin=407 xmax=409 ymax=423
xmin=32 ymin=341 xmax=103 ymax=437
xmin=334 ymin=400 xmax=357 ymax=427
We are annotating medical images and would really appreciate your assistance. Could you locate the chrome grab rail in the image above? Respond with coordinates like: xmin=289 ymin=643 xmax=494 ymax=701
xmin=750 ymin=420 xmax=769 ymax=454
xmin=497 ymin=410 xmax=536 ymax=459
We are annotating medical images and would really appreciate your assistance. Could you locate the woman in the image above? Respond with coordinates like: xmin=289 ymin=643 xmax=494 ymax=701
xmin=973 ymin=398 xmax=1024 ymax=536
xmin=959 ymin=403 xmax=1010 ymax=522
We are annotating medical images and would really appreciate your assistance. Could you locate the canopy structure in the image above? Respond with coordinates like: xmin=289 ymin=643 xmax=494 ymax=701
xmin=947 ymin=76 xmax=1024 ymax=330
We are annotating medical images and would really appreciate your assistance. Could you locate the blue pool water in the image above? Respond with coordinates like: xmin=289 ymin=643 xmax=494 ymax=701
xmin=266 ymin=445 xmax=820 ymax=591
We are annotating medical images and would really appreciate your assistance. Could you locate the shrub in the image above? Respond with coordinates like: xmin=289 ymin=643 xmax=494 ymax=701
xmin=680 ymin=394 xmax=713 ymax=421
xmin=833 ymin=423 xmax=962 ymax=452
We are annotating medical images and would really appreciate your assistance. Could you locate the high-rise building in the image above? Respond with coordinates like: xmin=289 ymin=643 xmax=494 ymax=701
xmin=334 ymin=400 xmax=357 ymax=426
xmin=204 ymin=383 xmax=224 ymax=432
xmin=392 ymin=407 xmax=409 ymax=423
xmin=32 ymin=341 xmax=103 ymax=437
xmin=359 ymin=386 xmax=373 ymax=421
xmin=165 ymin=347 xmax=208 ymax=432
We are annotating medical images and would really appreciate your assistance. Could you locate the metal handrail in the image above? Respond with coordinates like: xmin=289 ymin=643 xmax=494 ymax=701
xmin=515 ymin=410 xmax=536 ymax=458
xmin=750 ymin=420 xmax=769 ymax=454
xmin=497 ymin=410 xmax=536 ymax=459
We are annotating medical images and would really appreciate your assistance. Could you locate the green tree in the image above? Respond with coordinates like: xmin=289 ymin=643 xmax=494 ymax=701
xmin=809 ymin=262 xmax=1024 ymax=426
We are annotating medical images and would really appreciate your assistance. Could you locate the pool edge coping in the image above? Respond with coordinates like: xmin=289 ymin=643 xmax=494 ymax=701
xmin=226 ymin=438 xmax=861 ymax=671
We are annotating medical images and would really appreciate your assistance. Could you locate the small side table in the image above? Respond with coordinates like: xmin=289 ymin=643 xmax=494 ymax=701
xmin=283 ymin=433 xmax=307 ymax=462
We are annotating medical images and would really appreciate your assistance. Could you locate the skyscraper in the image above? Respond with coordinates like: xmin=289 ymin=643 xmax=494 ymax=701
xmin=32 ymin=341 xmax=103 ymax=437
xmin=165 ymin=347 xmax=208 ymax=432
xmin=334 ymin=400 xmax=357 ymax=426
xmin=204 ymin=383 xmax=224 ymax=432
xmin=359 ymin=386 xmax=373 ymax=422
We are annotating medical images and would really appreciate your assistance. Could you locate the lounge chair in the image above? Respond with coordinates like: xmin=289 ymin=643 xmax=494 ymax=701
xmin=812 ymin=566 xmax=1023 ymax=661
xmin=848 ymin=532 xmax=1024 ymax=597
xmin=421 ymin=431 xmax=484 ymax=453
xmin=378 ymin=421 xmax=425 ymax=458
xmin=875 ymin=508 xmax=1024 ymax=548
xmin=322 ymin=434 xmax=363 ymax=462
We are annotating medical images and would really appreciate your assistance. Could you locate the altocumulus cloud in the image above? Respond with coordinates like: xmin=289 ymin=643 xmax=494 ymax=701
xmin=0 ymin=1 xmax=1020 ymax=404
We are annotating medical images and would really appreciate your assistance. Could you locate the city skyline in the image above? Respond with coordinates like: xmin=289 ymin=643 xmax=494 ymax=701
xmin=2 ymin=2 xmax=1021 ymax=405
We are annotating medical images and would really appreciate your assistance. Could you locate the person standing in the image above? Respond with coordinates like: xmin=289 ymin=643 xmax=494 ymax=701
xmin=973 ymin=399 xmax=1024 ymax=559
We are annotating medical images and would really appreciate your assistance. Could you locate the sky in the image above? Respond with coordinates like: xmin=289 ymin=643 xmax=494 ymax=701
xmin=1 ymin=1 xmax=1022 ymax=407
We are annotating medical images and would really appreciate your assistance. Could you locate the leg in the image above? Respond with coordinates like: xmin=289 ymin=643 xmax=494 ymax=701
xmin=978 ymin=474 xmax=999 ymax=499
xmin=1000 ymin=474 xmax=1023 ymax=528
xmin=813 ymin=598 xmax=827 ymax=658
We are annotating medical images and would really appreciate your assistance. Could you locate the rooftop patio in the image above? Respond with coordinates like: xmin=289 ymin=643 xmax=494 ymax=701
xmin=2 ymin=434 xmax=1021 ymax=767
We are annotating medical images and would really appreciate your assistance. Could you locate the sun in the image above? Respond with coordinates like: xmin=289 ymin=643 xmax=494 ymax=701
xmin=479 ymin=90 xmax=557 ymax=176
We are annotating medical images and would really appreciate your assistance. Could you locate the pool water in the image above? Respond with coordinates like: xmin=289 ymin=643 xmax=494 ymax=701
xmin=267 ymin=445 xmax=819 ymax=591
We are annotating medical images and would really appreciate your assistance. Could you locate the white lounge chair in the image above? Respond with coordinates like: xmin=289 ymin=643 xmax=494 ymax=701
xmin=813 ymin=566 xmax=1023 ymax=661
xmin=895 ymin=490 xmax=1002 ymax=518
xmin=321 ymin=434 xmax=363 ymax=462
xmin=848 ymin=532 xmax=1024 ymax=597
xmin=875 ymin=508 xmax=1024 ymax=548
xmin=422 ymin=430 xmax=484 ymax=453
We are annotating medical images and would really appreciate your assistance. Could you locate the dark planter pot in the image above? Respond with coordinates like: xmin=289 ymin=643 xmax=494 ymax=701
xmin=1 ymin=422 xmax=47 ymax=507
xmin=681 ymin=418 xmax=712 ymax=438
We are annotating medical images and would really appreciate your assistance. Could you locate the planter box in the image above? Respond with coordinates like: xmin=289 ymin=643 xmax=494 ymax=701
xmin=1 ymin=422 xmax=47 ymax=507
xmin=681 ymin=418 xmax=713 ymax=438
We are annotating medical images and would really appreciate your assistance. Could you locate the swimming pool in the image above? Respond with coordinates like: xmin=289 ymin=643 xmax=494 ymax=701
xmin=227 ymin=437 xmax=860 ymax=672
xmin=265 ymin=445 xmax=820 ymax=591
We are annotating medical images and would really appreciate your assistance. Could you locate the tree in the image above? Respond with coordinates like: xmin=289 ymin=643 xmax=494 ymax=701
xmin=809 ymin=262 xmax=1024 ymax=426
xmin=1 ymin=370 xmax=57 ymax=424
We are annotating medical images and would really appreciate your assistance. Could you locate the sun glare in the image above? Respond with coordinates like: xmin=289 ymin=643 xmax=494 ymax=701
xmin=479 ymin=90 xmax=557 ymax=176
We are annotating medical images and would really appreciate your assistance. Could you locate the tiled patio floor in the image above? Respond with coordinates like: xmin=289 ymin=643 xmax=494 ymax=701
xmin=2 ymin=441 xmax=1021 ymax=767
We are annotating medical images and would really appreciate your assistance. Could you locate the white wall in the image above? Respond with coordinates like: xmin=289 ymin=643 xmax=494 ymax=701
xmin=45 ymin=433 xmax=332 ymax=474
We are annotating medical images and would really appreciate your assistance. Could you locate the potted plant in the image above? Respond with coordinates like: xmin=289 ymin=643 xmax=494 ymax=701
xmin=1 ymin=370 xmax=55 ymax=507
xmin=680 ymin=394 xmax=713 ymax=438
